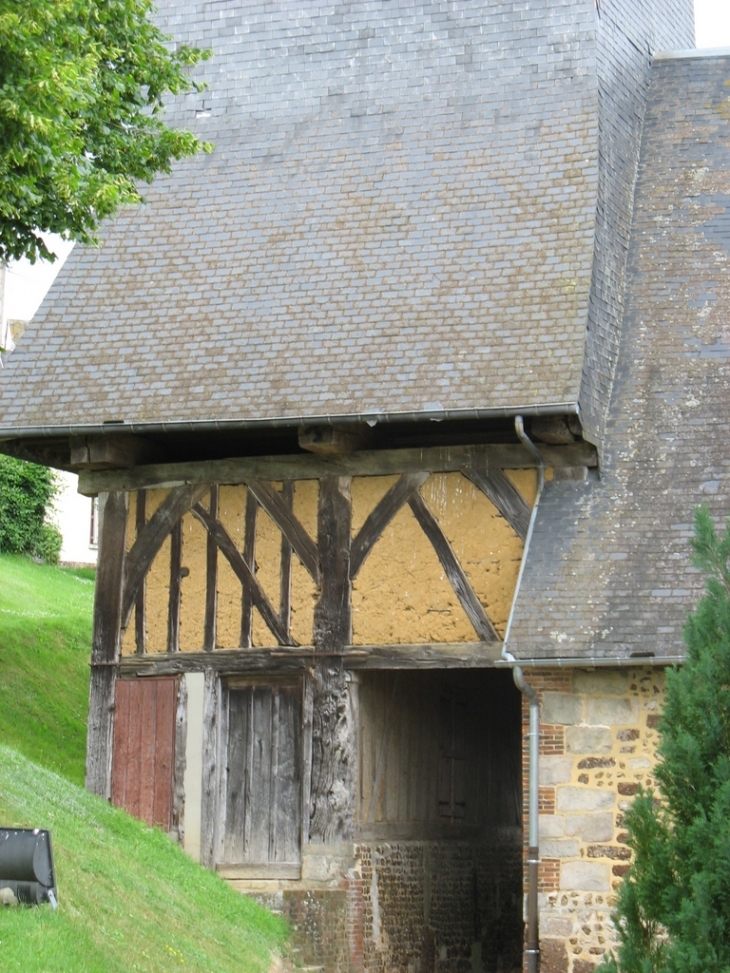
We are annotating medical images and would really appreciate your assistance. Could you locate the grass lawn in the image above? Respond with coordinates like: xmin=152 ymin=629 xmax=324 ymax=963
xmin=0 ymin=747 xmax=288 ymax=973
xmin=0 ymin=554 xmax=94 ymax=783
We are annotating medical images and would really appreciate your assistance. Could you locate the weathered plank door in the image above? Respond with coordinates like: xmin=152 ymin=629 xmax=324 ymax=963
xmin=111 ymin=677 xmax=178 ymax=829
xmin=221 ymin=682 xmax=302 ymax=874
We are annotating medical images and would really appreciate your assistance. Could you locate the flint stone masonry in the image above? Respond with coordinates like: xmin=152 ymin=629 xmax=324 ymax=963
xmin=525 ymin=667 xmax=666 ymax=972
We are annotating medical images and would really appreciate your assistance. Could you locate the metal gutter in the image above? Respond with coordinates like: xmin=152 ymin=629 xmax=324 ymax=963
xmin=494 ymin=654 xmax=684 ymax=668
xmin=0 ymin=401 xmax=580 ymax=442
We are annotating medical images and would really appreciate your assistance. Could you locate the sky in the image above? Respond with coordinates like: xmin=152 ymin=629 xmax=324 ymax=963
xmin=3 ymin=1 xmax=730 ymax=328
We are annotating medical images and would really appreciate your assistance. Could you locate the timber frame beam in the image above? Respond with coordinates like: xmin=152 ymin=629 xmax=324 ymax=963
xmin=114 ymin=643 xmax=504 ymax=676
xmin=78 ymin=441 xmax=597 ymax=496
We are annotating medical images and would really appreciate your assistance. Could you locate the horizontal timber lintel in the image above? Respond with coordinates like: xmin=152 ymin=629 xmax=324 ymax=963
xmin=115 ymin=642 xmax=504 ymax=676
xmin=78 ymin=442 xmax=598 ymax=495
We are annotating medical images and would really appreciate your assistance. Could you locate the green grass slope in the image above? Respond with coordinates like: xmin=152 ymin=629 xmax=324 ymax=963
xmin=0 ymin=748 xmax=288 ymax=973
xmin=0 ymin=554 xmax=94 ymax=783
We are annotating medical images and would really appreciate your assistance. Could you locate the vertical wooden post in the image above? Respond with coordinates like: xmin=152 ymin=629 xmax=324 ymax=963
xmin=168 ymin=519 xmax=182 ymax=653
xmin=135 ymin=490 xmax=146 ymax=655
xmin=279 ymin=481 xmax=294 ymax=636
xmin=204 ymin=485 xmax=219 ymax=651
xmin=86 ymin=490 xmax=129 ymax=798
xmin=309 ymin=475 xmax=356 ymax=844
xmin=240 ymin=489 xmax=257 ymax=648
xmin=200 ymin=668 xmax=221 ymax=868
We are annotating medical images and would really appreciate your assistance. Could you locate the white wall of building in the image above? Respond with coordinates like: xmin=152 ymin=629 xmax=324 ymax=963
xmin=52 ymin=471 xmax=98 ymax=566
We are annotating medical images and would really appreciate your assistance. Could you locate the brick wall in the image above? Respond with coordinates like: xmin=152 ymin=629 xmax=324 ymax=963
xmin=522 ymin=667 xmax=666 ymax=973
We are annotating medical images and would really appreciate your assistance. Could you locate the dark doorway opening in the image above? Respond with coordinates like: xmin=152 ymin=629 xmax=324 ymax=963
xmin=356 ymin=668 xmax=523 ymax=973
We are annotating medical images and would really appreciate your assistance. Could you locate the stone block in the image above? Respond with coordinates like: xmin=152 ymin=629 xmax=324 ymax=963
xmin=628 ymin=757 xmax=652 ymax=770
xmin=573 ymin=670 xmax=628 ymax=696
xmin=539 ymin=815 xmax=566 ymax=839
xmin=560 ymin=860 xmax=611 ymax=891
xmin=556 ymin=787 xmax=615 ymax=813
xmin=542 ymin=917 xmax=573 ymax=938
xmin=565 ymin=726 xmax=612 ymax=753
xmin=564 ymin=813 xmax=614 ymax=842
xmin=540 ymin=756 xmax=574 ymax=785
xmin=540 ymin=937 xmax=569 ymax=973
xmin=541 ymin=838 xmax=580 ymax=858
xmin=542 ymin=692 xmax=582 ymax=726
xmin=585 ymin=697 xmax=639 ymax=726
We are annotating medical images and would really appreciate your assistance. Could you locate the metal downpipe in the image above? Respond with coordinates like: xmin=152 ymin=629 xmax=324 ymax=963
xmin=514 ymin=665 xmax=540 ymax=973
xmin=502 ymin=415 xmax=545 ymax=973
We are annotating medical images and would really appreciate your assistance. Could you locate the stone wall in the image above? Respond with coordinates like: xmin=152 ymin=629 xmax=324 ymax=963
xmin=523 ymin=667 xmax=665 ymax=973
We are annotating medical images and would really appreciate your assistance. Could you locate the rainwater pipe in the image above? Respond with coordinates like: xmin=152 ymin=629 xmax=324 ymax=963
xmin=502 ymin=415 xmax=545 ymax=973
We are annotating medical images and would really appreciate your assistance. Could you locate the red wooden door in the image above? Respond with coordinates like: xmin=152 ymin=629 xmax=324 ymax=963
xmin=111 ymin=677 xmax=178 ymax=830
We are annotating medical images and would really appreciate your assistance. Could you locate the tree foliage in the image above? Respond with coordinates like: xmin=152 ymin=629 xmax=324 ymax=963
xmin=0 ymin=0 xmax=210 ymax=264
xmin=0 ymin=455 xmax=61 ymax=563
xmin=598 ymin=506 xmax=730 ymax=973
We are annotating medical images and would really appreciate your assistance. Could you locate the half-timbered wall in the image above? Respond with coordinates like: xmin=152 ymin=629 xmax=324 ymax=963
xmin=88 ymin=448 xmax=579 ymax=973
xmin=118 ymin=469 xmax=537 ymax=656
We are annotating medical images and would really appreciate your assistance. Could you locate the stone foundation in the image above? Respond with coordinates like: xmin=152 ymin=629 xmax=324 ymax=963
xmin=523 ymin=667 xmax=665 ymax=973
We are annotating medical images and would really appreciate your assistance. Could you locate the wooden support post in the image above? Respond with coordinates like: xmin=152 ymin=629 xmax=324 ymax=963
xmin=280 ymin=482 xmax=293 ymax=637
xmin=86 ymin=490 xmax=129 ymax=798
xmin=135 ymin=490 xmax=146 ymax=655
xmin=168 ymin=519 xmax=182 ymax=653
xmin=200 ymin=668 xmax=221 ymax=868
xmin=204 ymin=486 xmax=219 ymax=652
xmin=241 ymin=489 xmax=257 ymax=648
xmin=309 ymin=476 xmax=356 ymax=844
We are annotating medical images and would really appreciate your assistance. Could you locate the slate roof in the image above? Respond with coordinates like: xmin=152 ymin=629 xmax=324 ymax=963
xmin=0 ymin=0 xmax=604 ymax=433
xmin=507 ymin=51 xmax=730 ymax=662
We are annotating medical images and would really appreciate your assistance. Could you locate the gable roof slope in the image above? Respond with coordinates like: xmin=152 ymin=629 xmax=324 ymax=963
xmin=507 ymin=51 xmax=730 ymax=662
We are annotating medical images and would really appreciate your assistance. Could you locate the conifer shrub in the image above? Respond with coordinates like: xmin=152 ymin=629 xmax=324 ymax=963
xmin=0 ymin=455 xmax=61 ymax=563
xmin=598 ymin=506 xmax=730 ymax=973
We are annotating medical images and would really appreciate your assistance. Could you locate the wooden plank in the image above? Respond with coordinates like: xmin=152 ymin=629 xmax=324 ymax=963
xmin=216 ymin=863 xmax=302 ymax=880
xmin=240 ymin=490 xmax=257 ymax=649
xmin=199 ymin=669 xmax=220 ymax=869
xmin=275 ymin=685 xmax=302 ymax=863
xmin=167 ymin=519 xmax=182 ymax=653
xmin=117 ymin=642 xmax=503 ymax=676
xmin=246 ymin=479 xmax=319 ymax=582
xmin=279 ymin=482 xmax=293 ymax=636
xmin=313 ymin=476 xmax=352 ymax=651
xmin=172 ymin=676 xmax=187 ymax=841
xmin=301 ymin=676 xmax=314 ymax=853
xmin=224 ymin=688 xmax=249 ymax=862
xmin=69 ymin=433 xmax=159 ymax=470
xmin=204 ymin=486 xmax=219 ymax=652
xmin=269 ymin=688 xmax=280 ymax=863
xmin=192 ymin=501 xmax=294 ymax=647
xmin=79 ymin=441 xmax=599 ymax=495
xmin=110 ymin=678 xmax=133 ymax=813
xmin=408 ymin=491 xmax=500 ymax=643
xmin=122 ymin=484 xmax=209 ymax=629
xmin=111 ymin=677 xmax=177 ymax=830
xmin=310 ymin=476 xmax=355 ymax=844
xmin=86 ymin=490 xmax=129 ymax=798
xmin=462 ymin=466 xmax=531 ymax=541
xmin=152 ymin=678 xmax=177 ymax=829
xmin=135 ymin=490 xmax=146 ymax=655
xmin=350 ymin=471 xmax=430 ymax=578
